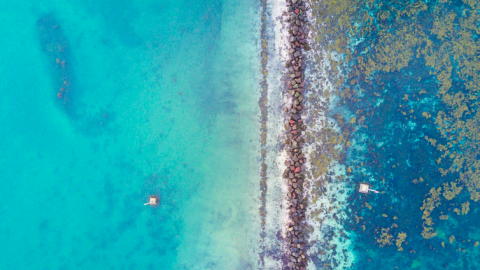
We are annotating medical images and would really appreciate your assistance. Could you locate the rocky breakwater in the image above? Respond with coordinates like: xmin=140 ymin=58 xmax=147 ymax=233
xmin=282 ymin=0 xmax=309 ymax=269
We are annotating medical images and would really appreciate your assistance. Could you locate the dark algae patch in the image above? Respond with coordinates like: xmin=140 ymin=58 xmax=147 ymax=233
xmin=37 ymin=14 xmax=75 ymax=116
xmin=259 ymin=0 xmax=269 ymax=267
xmin=307 ymin=0 xmax=480 ymax=269
xmin=37 ymin=14 xmax=114 ymax=134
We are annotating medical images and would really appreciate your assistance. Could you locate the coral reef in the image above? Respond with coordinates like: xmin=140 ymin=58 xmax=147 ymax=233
xmin=306 ymin=0 xmax=480 ymax=268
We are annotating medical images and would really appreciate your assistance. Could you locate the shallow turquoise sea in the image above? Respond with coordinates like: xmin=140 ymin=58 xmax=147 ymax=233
xmin=0 ymin=0 xmax=261 ymax=269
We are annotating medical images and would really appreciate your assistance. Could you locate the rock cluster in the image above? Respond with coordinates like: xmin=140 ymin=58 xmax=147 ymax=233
xmin=283 ymin=0 xmax=309 ymax=269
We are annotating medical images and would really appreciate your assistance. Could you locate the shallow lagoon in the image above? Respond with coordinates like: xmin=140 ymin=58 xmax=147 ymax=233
xmin=0 ymin=0 xmax=262 ymax=269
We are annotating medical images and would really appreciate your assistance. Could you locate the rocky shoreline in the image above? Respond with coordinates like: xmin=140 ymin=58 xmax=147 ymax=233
xmin=282 ymin=0 xmax=309 ymax=269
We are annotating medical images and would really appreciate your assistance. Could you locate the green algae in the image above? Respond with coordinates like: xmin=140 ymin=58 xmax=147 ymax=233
xmin=396 ymin=232 xmax=407 ymax=252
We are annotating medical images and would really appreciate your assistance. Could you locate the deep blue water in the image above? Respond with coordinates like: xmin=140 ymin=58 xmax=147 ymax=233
xmin=321 ymin=1 xmax=480 ymax=269
xmin=304 ymin=0 xmax=480 ymax=269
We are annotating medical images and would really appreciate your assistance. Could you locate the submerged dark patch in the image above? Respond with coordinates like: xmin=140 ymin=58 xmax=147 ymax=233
xmin=37 ymin=14 xmax=76 ymax=117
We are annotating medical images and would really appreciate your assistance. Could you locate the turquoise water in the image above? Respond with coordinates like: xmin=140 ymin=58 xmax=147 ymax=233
xmin=0 ymin=0 xmax=261 ymax=269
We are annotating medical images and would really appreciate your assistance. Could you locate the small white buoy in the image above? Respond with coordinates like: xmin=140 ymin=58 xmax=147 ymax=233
xmin=144 ymin=196 xmax=159 ymax=206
